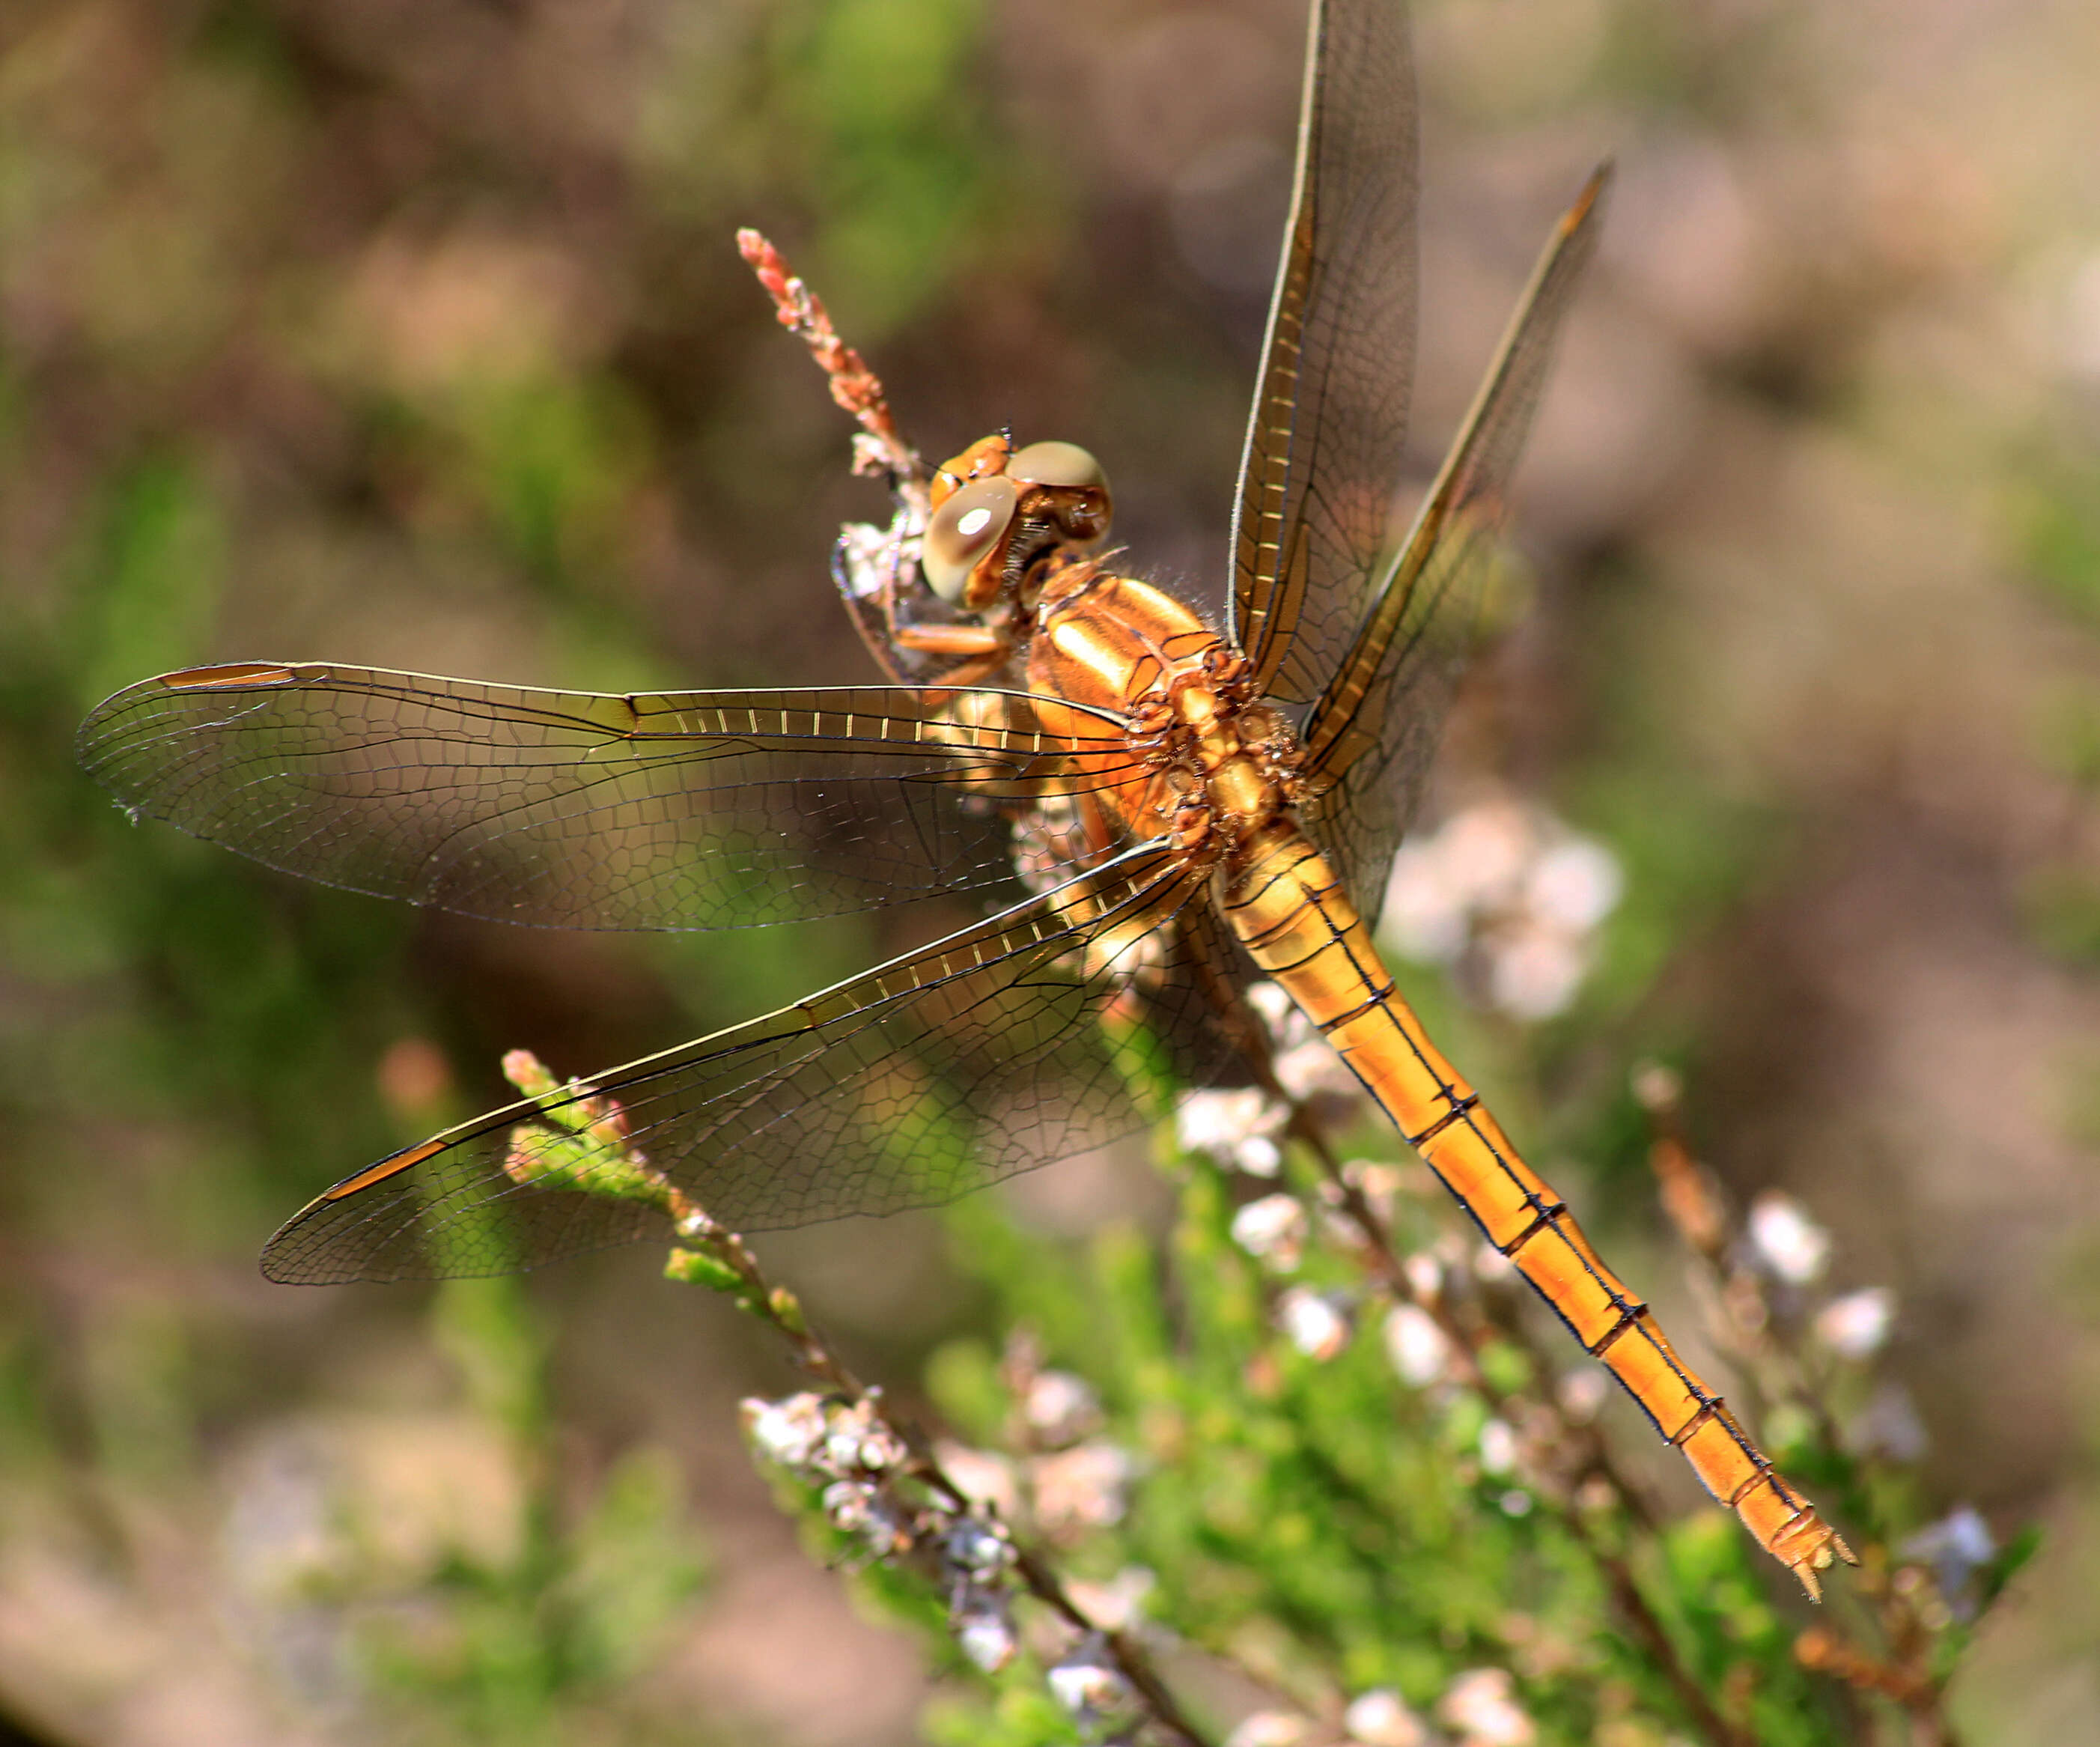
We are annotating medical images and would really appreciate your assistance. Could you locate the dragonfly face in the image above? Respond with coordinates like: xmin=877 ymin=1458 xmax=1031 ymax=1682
xmin=921 ymin=436 xmax=1113 ymax=611
xmin=76 ymin=0 xmax=1853 ymax=1596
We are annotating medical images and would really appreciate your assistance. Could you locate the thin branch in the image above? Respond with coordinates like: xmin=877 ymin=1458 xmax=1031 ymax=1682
xmin=498 ymin=1051 xmax=1209 ymax=1747
xmin=1634 ymin=1064 xmax=1970 ymax=1747
xmin=737 ymin=228 xmax=926 ymax=493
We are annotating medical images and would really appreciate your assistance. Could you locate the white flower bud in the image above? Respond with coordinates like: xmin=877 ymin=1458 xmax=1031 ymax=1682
xmin=1383 ymin=1304 xmax=1452 ymax=1388
xmin=1232 ymin=1194 xmax=1308 ymax=1270
xmin=1276 ymin=1286 xmax=1353 ymax=1360
xmin=1748 ymin=1192 xmax=1830 ymax=1284
xmin=1437 ymin=1668 xmax=1535 ymax=1746
xmin=1814 ymin=1287 xmax=1895 ymax=1358
xmin=1343 ymin=1687 xmax=1428 ymax=1746
xmin=952 ymin=1589 xmax=1017 ymax=1672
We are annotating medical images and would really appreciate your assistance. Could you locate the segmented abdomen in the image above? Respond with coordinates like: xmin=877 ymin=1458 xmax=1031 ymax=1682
xmin=1220 ymin=823 xmax=1851 ymax=1596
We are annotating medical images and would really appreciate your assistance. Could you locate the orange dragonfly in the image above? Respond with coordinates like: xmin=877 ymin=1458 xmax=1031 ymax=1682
xmin=79 ymin=0 xmax=1850 ymax=1596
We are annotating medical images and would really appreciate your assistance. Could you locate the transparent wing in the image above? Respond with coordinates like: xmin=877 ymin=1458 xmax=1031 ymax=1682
xmin=1301 ymin=168 xmax=1611 ymax=915
xmin=79 ymin=662 xmax=1142 ymax=932
xmin=259 ymin=844 xmax=1244 ymax=1283
xmin=1228 ymin=0 xmax=1419 ymax=708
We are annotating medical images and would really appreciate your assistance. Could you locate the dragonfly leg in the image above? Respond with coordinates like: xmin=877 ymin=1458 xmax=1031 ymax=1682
xmin=890 ymin=623 xmax=1014 ymax=694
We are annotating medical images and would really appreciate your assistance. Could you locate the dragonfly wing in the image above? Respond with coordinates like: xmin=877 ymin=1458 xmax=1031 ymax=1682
xmin=1228 ymin=0 xmax=1418 ymax=708
xmin=1300 ymin=168 xmax=1611 ymax=916
xmin=79 ymin=663 xmax=1139 ymax=931
xmin=260 ymin=842 xmax=1238 ymax=1282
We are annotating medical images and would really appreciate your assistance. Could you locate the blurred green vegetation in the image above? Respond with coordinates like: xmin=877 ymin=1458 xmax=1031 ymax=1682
xmin=5 ymin=0 xmax=2100 ymax=1742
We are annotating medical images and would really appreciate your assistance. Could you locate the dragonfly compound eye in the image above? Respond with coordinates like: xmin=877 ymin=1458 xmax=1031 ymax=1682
xmin=1009 ymin=440 xmax=1113 ymax=549
xmin=1008 ymin=440 xmax=1104 ymax=492
xmin=922 ymin=474 xmax=1020 ymax=603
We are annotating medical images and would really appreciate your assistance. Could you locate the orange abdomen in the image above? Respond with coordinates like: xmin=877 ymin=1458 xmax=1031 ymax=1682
xmin=1220 ymin=823 xmax=1852 ymax=1595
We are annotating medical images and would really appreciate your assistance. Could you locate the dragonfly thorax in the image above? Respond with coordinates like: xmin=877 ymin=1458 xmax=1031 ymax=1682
xmin=1026 ymin=569 xmax=1303 ymax=867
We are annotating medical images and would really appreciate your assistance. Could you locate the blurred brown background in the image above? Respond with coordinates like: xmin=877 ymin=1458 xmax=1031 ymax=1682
xmin=4 ymin=0 xmax=2099 ymax=1740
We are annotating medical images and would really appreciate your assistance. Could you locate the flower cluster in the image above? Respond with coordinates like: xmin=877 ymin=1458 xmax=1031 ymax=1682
xmin=743 ymin=1391 xmax=1023 ymax=1671
xmin=1225 ymin=1668 xmax=1537 ymax=1747
xmin=1176 ymin=978 xmax=1376 ymax=1185
xmin=1381 ymin=797 xmax=1623 ymax=1021
xmin=1176 ymin=1085 xmax=1291 ymax=1178
xmin=977 ymin=1351 xmax=1141 ymax=1546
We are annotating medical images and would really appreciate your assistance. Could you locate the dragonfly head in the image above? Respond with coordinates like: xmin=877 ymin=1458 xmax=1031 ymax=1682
xmin=924 ymin=434 xmax=1113 ymax=610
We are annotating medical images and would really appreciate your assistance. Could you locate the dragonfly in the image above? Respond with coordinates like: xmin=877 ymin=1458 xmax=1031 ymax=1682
xmin=79 ymin=0 xmax=1851 ymax=1596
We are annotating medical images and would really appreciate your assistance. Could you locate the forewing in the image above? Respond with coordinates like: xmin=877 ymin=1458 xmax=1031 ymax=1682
xmin=260 ymin=844 xmax=1238 ymax=1283
xmin=1229 ymin=0 xmax=1419 ymax=707
xmin=1301 ymin=168 xmax=1611 ymax=915
xmin=79 ymin=663 xmax=1139 ymax=931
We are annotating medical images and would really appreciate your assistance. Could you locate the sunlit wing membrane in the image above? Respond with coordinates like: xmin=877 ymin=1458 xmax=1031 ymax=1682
xmin=79 ymin=663 xmax=1142 ymax=932
xmin=1228 ymin=0 xmax=1419 ymax=708
xmin=1300 ymin=166 xmax=1611 ymax=914
xmin=258 ymin=842 xmax=1238 ymax=1282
